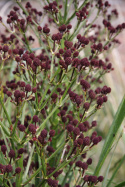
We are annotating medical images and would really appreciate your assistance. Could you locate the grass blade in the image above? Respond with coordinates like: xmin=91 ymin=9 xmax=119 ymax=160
xmin=115 ymin=181 xmax=125 ymax=187
xmin=23 ymin=144 xmax=35 ymax=182
xmin=102 ymin=132 xmax=123 ymax=187
xmin=106 ymin=155 xmax=125 ymax=187
xmin=94 ymin=95 xmax=125 ymax=176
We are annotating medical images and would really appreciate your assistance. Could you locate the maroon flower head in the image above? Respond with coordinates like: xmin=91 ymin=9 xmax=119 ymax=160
xmin=67 ymin=124 xmax=74 ymax=132
xmin=28 ymin=124 xmax=36 ymax=134
xmin=1 ymin=145 xmax=7 ymax=154
xmin=43 ymin=26 xmax=50 ymax=34
xmin=33 ymin=115 xmax=39 ymax=123
xmin=3 ymin=45 xmax=9 ymax=52
xmin=83 ymin=136 xmax=90 ymax=146
xmin=18 ymin=124 xmax=26 ymax=132
xmin=15 ymin=167 xmax=21 ymax=174
xmin=47 ymin=146 xmax=55 ymax=153
xmin=64 ymin=41 xmax=73 ymax=48
xmin=49 ymin=130 xmax=55 ymax=137
xmin=98 ymin=176 xmax=104 ymax=182
xmin=83 ymin=102 xmax=90 ymax=111
xmin=59 ymin=24 xmax=66 ymax=32
xmin=91 ymin=121 xmax=97 ymax=127
xmin=80 ymin=80 xmax=90 ymax=90
xmin=5 ymin=164 xmax=13 ymax=173
xmin=87 ymin=158 xmax=92 ymax=165
xmin=97 ymin=97 xmax=103 ymax=106
xmin=9 ymin=150 xmax=15 ymax=158
xmin=40 ymin=129 xmax=48 ymax=138
xmin=73 ymin=127 xmax=80 ymax=136
xmin=82 ymin=162 xmax=88 ymax=170
xmin=18 ymin=148 xmax=24 ymax=155
xmin=75 ymin=161 xmax=83 ymax=168
xmin=25 ymin=84 xmax=32 ymax=92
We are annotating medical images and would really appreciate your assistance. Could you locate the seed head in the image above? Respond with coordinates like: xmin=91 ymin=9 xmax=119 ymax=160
xmin=25 ymin=84 xmax=31 ymax=92
xmin=5 ymin=164 xmax=13 ymax=173
xmin=15 ymin=167 xmax=21 ymax=174
xmin=33 ymin=115 xmax=39 ymax=123
xmin=40 ymin=129 xmax=48 ymax=138
xmin=28 ymin=124 xmax=36 ymax=134
xmin=1 ymin=145 xmax=7 ymax=154
xmin=9 ymin=150 xmax=15 ymax=158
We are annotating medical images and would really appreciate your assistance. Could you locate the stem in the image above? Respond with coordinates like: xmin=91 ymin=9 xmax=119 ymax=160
xmin=65 ymin=0 xmax=89 ymax=24
xmin=0 ymin=96 xmax=12 ymax=127
xmin=50 ymin=54 xmax=55 ymax=80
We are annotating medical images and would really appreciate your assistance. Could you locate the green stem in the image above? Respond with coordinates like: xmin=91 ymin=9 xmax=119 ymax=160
xmin=0 ymin=96 xmax=12 ymax=127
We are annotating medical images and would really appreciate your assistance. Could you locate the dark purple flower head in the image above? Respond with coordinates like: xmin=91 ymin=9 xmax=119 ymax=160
xmin=18 ymin=124 xmax=26 ymax=132
xmin=73 ymin=127 xmax=80 ymax=136
xmin=64 ymin=41 xmax=73 ymax=48
xmin=49 ymin=130 xmax=55 ymax=137
xmin=43 ymin=26 xmax=50 ymax=34
xmin=77 ymin=138 xmax=83 ymax=145
xmin=67 ymin=24 xmax=72 ymax=29
xmin=15 ymin=167 xmax=21 ymax=174
xmin=47 ymin=146 xmax=55 ymax=153
xmin=33 ymin=115 xmax=39 ymax=123
xmin=93 ymin=137 xmax=99 ymax=145
xmin=82 ymin=162 xmax=88 ymax=170
xmin=91 ymin=121 xmax=97 ymax=127
xmin=3 ymin=45 xmax=9 ymax=52
xmin=38 ymin=26 xmax=42 ymax=31
xmin=83 ymin=136 xmax=90 ymax=146
xmin=18 ymin=148 xmax=24 ymax=155
xmin=1 ymin=145 xmax=7 ymax=154
xmin=9 ymin=150 xmax=15 ymax=158
xmin=87 ymin=158 xmax=92 ymax=165
xmin=84 ymin=175 xmax=89 ymax=182
xmin=64 ymin=49 xmax=72 ymax=58
xmin=65 ymin=57 xmax=72 ymax=65
xmin=83 ymin=102 xmax=90 ymax=111
xmin=5 ymin=164 xmax=13 ymax=173
xmin=47 ymin=178 xmax=58 ymax=187
xmin=32 ymin=87 xmax=37 ymax=93
xmin=75 ymin=161 xmax=83 ymax=168
xmin=67 ymin=124 xmax=74 ymax=132
xmin=80 ymin=80 xmax=90 ymax=90
xmin=40 ymin=129 xmax=47 ymax=138
xmin=28 ymin=124 xmax=36 ymax=134
xmin=98 ymin=176 xmax=104 ymax=182
xmin=59 ymin=24 xmax=66 ymax=32
xmin=88 ymin=175 xmax=97 ymax=183
xmin=25 ymin=84 xmax=31 ymax=92
xmin=97 ymin=97 xmax=103 ymax=106
xmin=14 ymin=90 xmax=20 ymax=98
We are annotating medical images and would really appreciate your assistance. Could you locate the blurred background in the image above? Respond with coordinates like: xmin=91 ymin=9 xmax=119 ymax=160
xmin=0 ymin=0 xmax=125 ymax=186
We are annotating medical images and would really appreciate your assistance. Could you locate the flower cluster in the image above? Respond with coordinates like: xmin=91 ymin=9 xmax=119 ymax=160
xmin=0 ymin=0 xmax=124 ymax=186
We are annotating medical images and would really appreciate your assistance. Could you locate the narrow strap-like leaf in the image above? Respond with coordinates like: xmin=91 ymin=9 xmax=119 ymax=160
xmin=94 ymin=95 xmax=125 ymax=176
xmin=106 ymin=155 xmax=125 ymax=187
xmin=115 ymin=181 xmax=125 ymax=187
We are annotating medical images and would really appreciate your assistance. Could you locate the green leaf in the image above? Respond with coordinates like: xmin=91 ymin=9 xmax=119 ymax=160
xmin=106 ymin=155 xmax=125 ymax=187
xmin=47 ymin=142 xmax=65 ymax=162
xmin=94 ymin=95 xmax=125 ymax=176
xmin=115 ymin=181 xmax=125 ymax=187
xmin=23 ymin=144 xmax=35 ymax=182
xmin=102 ymin=132 xmax=122 ymax=187
xmin=64 ymin=0 xmax=68 ymax=22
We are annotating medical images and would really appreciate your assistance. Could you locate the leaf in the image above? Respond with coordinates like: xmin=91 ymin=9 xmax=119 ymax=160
xmin=106 ymin=155 xmax=125 ymax=187
xmin=23 ymin=144 xmax=35 ymax=182
xmin=115 ymin=181 xmax=125 ymax=187
xmin=102 ymin=132 xmax=122 ymax=187
xmin=47 ymin=142 xmax=65 ymax=162
xmin=94 ymin=95 xmax=125 ymax=176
